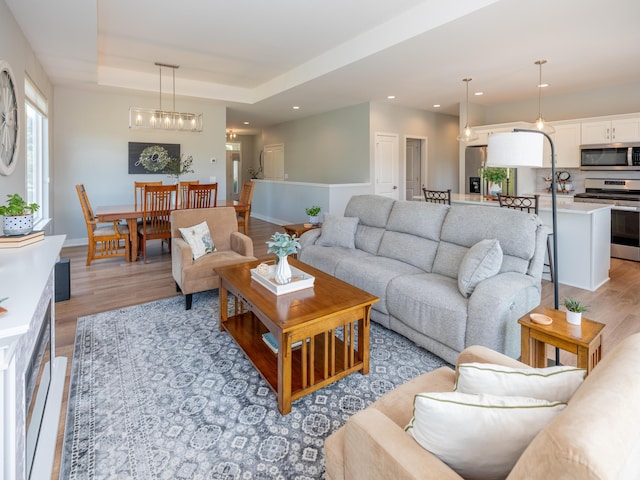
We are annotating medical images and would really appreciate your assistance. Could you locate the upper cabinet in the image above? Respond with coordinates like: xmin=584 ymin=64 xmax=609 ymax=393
xmin=543 ymin=123 xmax=581 ymax=168
xmin=581 ymin=117 xmax=640 ymax=144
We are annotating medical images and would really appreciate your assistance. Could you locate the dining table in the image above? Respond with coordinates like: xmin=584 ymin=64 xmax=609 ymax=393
xmin=94 ymin=200 xmax=250 ymax=262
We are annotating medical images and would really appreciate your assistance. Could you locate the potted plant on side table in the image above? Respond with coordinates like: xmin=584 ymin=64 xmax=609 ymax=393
xmin=0 ymin=194 xmax=40 ymax=235
xmin=564 ymin=297 xmax=588 ymax=325
xmin=305 ymin=205 xmax=321 ymax=225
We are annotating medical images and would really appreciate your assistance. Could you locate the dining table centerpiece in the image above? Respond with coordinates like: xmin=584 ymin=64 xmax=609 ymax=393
xmin=266 ymin=232 xmax=301 ymax=284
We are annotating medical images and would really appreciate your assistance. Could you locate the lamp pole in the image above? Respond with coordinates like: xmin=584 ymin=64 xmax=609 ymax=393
xmin=513 ymin=128 xmax=558 ymax=310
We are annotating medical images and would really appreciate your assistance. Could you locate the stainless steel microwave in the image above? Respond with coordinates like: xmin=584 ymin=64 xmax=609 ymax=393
xmin=580 ymin=144 xmax=640 ymax=170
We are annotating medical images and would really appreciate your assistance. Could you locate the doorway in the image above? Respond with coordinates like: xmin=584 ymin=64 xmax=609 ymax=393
xmin=226 ymin=142 xmax=241 ymax=201
xmin=374 ymin=133 xmax=399 ymax=199
xmin=405 ymin=137 xmax=427 ymax=201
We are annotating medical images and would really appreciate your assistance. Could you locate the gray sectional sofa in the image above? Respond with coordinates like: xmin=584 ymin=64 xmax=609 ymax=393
xmin=298 ymin=195 xmax=549 ymax=364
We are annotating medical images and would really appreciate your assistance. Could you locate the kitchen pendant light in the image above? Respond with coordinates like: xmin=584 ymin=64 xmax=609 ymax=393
xmin=532 ymin=60 xmax=555 ymax=134
xmin=457 ymin=78 xmax=479 ymax=142
xmin=129 ymin=63 xmax=203 ymax=132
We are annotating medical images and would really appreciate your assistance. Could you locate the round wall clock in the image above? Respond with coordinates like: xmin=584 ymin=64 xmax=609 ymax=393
xmin=0 ymin=60 xmax=19 ymax=176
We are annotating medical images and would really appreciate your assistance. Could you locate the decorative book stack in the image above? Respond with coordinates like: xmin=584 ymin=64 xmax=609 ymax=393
xmin=0 ymin=230 xmax=44 ymax=248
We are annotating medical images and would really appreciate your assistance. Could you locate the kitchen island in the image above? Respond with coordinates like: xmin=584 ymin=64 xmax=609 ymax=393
xmin=450 ymin=194 xmax=612 ymax=291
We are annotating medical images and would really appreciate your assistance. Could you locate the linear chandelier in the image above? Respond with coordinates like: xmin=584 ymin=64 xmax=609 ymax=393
xmin=129 ymin=62 xmax=203 ymax=132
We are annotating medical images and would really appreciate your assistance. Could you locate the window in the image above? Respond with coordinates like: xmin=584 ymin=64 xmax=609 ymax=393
xmin=25 ymin=77 xmax=48 ymax=223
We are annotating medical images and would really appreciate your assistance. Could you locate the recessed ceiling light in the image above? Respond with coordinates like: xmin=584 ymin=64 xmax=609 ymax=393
xmin=474 ymin=92 xmax=483 ymax=96
xmin=243 ymin=121 xmax=250 ymax=125
xmin=433 ymin=104 xmax=441 ymax=108
xmin=292 ymin=106 xmax=300 ymax=110
xmin=538 ymin=83 xmax=549 ymax=88
xmin=387 ymin=95 xmax=396 ymax=99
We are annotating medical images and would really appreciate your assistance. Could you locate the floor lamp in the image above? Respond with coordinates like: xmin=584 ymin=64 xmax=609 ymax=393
xmin=487 ymin=130 xmax=560 ymax=361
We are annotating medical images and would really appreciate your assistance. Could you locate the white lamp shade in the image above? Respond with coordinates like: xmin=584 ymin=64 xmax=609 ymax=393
xmin=486 ymin=132 xmax=544 ymax=168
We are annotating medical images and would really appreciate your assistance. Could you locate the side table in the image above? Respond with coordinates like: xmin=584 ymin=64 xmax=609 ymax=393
xmin=518 ymin=306 xmax=605 ymax=375
xmin=283 ymin=223 xmax=322 ymax=238
xmin=283 ymin=223 xmax=321 ymax=258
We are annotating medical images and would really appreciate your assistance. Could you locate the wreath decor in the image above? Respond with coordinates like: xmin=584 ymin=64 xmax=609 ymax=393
xmin=138 ymin=145 xmax=171 ymax=172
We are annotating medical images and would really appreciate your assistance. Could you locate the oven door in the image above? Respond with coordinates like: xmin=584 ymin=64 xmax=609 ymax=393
xmin=611 ymin=206 xmax=640 ymax=261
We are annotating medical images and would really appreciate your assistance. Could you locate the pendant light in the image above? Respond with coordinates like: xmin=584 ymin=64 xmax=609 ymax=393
xmin=532 ymin=60 xmax=555 ymax=134
xmin=457 ymin=78 xmax=479 ymax=142
xmin=129 ymin=63 xmax=203 ymax=132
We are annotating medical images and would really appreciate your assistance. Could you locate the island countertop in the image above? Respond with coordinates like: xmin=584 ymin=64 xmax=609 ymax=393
xmin=450 ymin=193 xmax=613 ymax=214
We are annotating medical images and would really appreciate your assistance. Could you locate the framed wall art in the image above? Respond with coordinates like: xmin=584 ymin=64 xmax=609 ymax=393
xmin=128 ymin=142 xmax=180 ymax=174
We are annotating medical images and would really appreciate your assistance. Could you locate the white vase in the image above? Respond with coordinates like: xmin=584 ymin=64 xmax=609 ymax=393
xmin=274 ymin=255 xmax=292 ymax=284
xmin=3 ymin=214 xmax=34 ymax=236
xmin=566 ymin=311 xmax=582 ymax=325
xmin=489 ymin=182 xmax=502 ymax=196
xmin=308 ymin=215 xmax=319 ymax=225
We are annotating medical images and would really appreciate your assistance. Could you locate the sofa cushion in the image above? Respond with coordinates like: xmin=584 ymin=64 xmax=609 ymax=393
xmin=334 ymin=256 xmax=423 ymax=315
xmin=298 ymin=244 xmax=372 ymax=277
xmin=455 ymin=363 xmax=586 ymax=402
xmin=316 ymin=213 xmax=359 ymax=249
xmin=386 ymin=274 xmax=467 ymax=352
xmin=433 ymin=205 xmax=539 ymax=277
xmin=406 ymin=391 xmax=566 ymax=480
xmin=457 ymin=239 xmax=503 ymax=297
xmin=178 ymin=221 xmax=216 ymax=260
xmin=344 ymin=195 xmax=396 ymax=255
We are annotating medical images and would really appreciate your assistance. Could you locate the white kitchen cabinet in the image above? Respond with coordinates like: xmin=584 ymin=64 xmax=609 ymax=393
xmin=543 ymin=123 xmax=581 ymax=168
xmin=581 ymin=117 xmax=640 ymax=144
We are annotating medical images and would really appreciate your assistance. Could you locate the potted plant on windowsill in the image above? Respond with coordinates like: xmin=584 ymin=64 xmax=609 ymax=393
xmin=482 ymin=167 xmax=508 ymax=197
xmin=305 ymin=205 xmax=321 ymax=225
xmin=564 ymin=297 xmax=588 ymax=325
xmin=0 ymin=194 xmax=40 ymax=236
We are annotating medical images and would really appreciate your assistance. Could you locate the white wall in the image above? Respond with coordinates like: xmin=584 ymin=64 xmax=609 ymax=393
xmin=53 ymin=86 xmax=227 ymax=244
xmin=261 ymin=103 xmax=371 ymax=183
xmin=0 ymin=1 xmax=53 ymax=209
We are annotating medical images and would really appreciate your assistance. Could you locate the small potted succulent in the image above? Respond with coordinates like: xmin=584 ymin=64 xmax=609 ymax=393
xmin=564 ymin=297 xmax=588 ymax=325
xmin=305 ymin=205 xmax=321 ymax=225
xmin=0 ymin=194 xmax=40 ymax=236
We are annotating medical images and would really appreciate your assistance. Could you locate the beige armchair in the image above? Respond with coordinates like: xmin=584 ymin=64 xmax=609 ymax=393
xmin=171 ymin=207 xmax=256 ymax=309
xmin=325 ymin=333 xmax=640 ymax=479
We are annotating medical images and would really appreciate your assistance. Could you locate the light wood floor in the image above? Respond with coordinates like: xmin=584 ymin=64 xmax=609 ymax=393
xmin=51 ymin=218 xmax=640 ymax=478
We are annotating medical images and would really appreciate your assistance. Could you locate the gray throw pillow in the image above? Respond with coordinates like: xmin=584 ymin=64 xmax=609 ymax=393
xmin=458 ymin=239 xmax=502 ymax=297
xmin=316 ymin=213 xmax=358 ymax=249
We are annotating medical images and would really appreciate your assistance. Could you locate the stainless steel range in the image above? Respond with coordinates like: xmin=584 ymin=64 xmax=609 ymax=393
xmin=574 ymin=178 xmax=640 ymax=261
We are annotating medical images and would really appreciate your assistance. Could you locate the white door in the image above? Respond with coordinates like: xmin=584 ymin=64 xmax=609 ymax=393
xmin=263 ymin=144 xmax=284 ymax=180
xmin=405 ymin=138 xmax=422 ymax=200
xmin=375 ymin=133 xmax=399 ymax=199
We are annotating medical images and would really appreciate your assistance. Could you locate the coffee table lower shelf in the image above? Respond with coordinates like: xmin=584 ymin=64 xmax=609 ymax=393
xmin=222 ymin=311 xmax=366 ymax=413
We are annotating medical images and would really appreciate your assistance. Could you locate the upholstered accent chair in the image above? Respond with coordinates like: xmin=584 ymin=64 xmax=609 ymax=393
xmin=171 ymin=206 xmax=256 ymax=309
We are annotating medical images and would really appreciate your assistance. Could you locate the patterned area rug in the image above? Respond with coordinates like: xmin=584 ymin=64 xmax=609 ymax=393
xmin=60 ymin=291 xmax=449 ymax=479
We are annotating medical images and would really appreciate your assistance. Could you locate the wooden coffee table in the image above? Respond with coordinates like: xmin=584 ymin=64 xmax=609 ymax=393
xmin=216 ymin=258 xmax=378 ymax=414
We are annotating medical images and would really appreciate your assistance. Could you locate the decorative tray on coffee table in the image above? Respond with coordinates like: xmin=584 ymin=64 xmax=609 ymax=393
xmin=250 ymin=264 xmax=315 ymax=295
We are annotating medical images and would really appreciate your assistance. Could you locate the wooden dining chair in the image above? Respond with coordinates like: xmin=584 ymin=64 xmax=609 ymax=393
xmin=138 ymin=184 xmax=178 ymax=262
xmin=237 ymin=180 xmax=255 ymax=234
xmin=497 ymin=193 xmax=553 ymax=282
xmin=76 ymin=184 xmax=130 ymax=266
xmin=179 ymin=180 xmax=200 ymax=207
xmin=185 ymin=183 xmax=218 ymax=209
xmin=422 ymin=188 xmax=451 ymax=205
xmin=134 ymin=181 xmax=162 ymax=208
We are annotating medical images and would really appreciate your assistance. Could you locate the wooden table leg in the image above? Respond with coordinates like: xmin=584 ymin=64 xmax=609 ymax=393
xmin=219 ymin=285 xmax=228 ymax=332
xmin=360 ymin=306 xmax=370 ymax=374
xmin=278 ymin=332 xmax=293 ymax=415
xmin=126 ymin=218 xmax=138 ymax=261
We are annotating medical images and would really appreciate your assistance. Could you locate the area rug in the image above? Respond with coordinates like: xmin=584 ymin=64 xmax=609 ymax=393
xmin=60 ymin=291 xmax=449 ymax=480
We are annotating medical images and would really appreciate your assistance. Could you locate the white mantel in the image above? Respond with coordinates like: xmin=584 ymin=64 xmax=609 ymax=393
xmin=0 ymin=235 xmax=67 ymax=480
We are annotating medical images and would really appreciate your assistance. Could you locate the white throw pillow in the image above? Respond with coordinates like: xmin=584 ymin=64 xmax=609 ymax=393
xmin=458 ymin=238 xmax=503 ymax=297
xmin=178 ymin=221 xmax=216 ymax=260
xmin=406 ymin=392 xmax=566 ymax=480
xmin=456 ymin=363 xmax=586 ymax=403
xmin=316 ymin=213 xmax=358 ymax=249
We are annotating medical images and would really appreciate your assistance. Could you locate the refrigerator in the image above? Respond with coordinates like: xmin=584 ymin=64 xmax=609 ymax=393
xmin=464 ymin=145 xmax=517 ymax=195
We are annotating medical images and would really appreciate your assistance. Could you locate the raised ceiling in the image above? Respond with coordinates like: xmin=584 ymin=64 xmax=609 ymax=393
xmin=7 ymin=0 xmax=640 ymax=133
